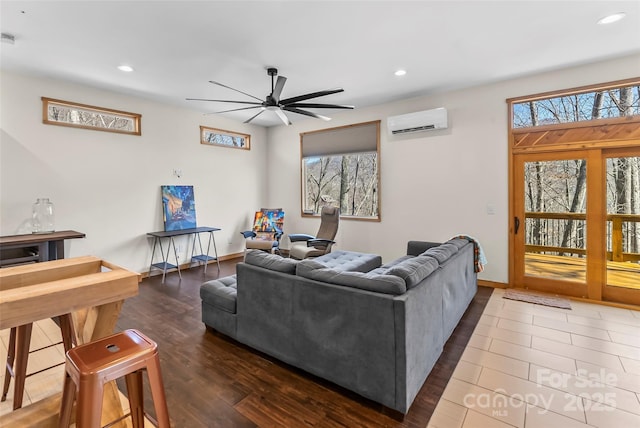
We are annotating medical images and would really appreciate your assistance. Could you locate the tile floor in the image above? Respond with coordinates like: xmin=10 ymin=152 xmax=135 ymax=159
xmin=428 ymin=289 xmax=640 ymax=428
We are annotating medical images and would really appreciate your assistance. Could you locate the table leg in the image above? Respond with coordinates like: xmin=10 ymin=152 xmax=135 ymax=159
xmin=52 ymin=240 xmax=65 ymax=260
xmin=197 ymin=233 xmax=206 ymax=273
xmin=211 ymin=231 xmax=220 ymax=272
xmin=12 ymin=324 xmax=33 ymax=410
xmin=170 ymin=237 xmax=181 ymax=280
xmin=149 ymin=237 xmax=159 ymax=280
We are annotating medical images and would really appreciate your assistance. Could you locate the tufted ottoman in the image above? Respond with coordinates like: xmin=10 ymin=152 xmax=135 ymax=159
xmin=200 ymin=275 xmax=238 ymax=337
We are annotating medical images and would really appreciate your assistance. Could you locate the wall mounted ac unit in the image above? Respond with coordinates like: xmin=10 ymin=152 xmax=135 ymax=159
xmin=387 ymin=108 xmax=448 ymax=135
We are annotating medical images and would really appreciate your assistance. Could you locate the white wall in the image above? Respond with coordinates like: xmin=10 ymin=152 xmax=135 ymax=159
xmin=0 ymin=71 xmax=269 ymax=273
xmin=2 ymin=54 xmax=638 ymax=280
xmin=267 ymin=53 xmax=640 ymax=284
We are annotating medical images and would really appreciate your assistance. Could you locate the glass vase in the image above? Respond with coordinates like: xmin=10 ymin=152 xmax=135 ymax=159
xmin=32 ymin=198 xmax=55 ymax=234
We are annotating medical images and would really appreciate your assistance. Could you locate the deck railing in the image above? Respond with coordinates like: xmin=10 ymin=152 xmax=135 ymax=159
xmin=524 ymin=212 xmax=640 ymax=263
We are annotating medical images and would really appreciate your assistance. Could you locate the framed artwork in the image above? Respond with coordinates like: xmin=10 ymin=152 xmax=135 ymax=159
xmin=200 ymin=126 xmax=250 ymax=150
xmin=42 ymin=97 xmax=141 ymax=135
xmin=161 ymin=185 xmax=197 ymax=231
xmin=252 ymin=209 xmax=284 ymax=232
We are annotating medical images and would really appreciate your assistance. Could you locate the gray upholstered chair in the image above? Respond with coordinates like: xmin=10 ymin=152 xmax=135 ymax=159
xmin=241 ymin=209 xmax=284 ymax=257
xmin=288 ymin=206 xmax=339 ymax=260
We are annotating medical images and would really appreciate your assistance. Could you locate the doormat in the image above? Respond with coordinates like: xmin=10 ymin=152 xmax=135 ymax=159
xmin=503 ymin=289 xmax=572 ymax=310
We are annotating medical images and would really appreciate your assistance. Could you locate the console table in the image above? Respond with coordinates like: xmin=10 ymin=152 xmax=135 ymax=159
xmin=0 ymin=230 xmax=86 ymax=267
xmin=147 ymin=227 xmax=220 ymax=283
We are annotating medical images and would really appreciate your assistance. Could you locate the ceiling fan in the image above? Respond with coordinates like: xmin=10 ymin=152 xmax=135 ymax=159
xmin=187 ymin=67 xmax=354 ymax=125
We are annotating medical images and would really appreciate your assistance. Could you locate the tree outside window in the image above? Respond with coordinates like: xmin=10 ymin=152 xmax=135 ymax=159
xmin=301 ymin=121 xmax=380 ymax=220
xmin=303 ymin=152 xmax=378 ymax=217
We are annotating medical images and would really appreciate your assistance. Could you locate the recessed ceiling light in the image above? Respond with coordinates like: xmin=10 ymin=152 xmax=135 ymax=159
xmin=597 ymin=12 xmax=626 ymax=25
xmin=117 ymin=65 xmax=134 ymax=72
xmin=395 ymin=69 xmax=407 ymax=76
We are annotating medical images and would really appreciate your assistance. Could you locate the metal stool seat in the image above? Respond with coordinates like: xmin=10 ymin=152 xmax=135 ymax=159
xmin=59 ymin=329 xmax=170 ymax=428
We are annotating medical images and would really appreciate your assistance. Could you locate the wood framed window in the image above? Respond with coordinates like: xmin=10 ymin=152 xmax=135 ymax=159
xmin=300 ymin=121 xmax=381 ymax=221
xmin=200 ymin=126 xmax=250 ymax=150
xmin=508 ymin=77 xmax=640 ymax=306
xmin=42 ymin=97 xmax=141 ymax=135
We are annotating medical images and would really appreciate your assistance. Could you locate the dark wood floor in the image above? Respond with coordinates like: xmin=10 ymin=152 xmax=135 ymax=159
xmin=116 ymin=259 xmax=493 ymax=427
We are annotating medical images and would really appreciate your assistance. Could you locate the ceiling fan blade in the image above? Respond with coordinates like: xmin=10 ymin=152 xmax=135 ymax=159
xmin=286 ymin=103 xmax=354 ymax=110
xmin=283 ymin=107 xmax=331 ymax=121
xmin=204 ymin=105 xmax=262 ymax=115
xmin=280 ymin=88 xmax=344 ymax=105
xmin=186 ymin=98 xmax=263 ymax=105
xmin=208 ymin=80 xmax=264 ymax=102
xmin=272 ymin=76 xmax=287 ymax=102
xmin=244 ymin=109 xmax=265 ymax=124
xmin=274 ymin=108 xmax=292 ymax=126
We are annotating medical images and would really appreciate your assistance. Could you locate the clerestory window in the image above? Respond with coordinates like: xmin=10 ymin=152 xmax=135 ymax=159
xmin=512 ymin=82 xmax=640 ymax=128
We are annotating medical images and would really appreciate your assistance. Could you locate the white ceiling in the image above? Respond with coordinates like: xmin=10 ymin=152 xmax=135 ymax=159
xmin=1 ymin=1 xmax=639 ymax=127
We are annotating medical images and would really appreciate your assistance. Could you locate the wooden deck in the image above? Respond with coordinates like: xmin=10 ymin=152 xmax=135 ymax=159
xmin=525 ymin=253 xmax=640 ymax=290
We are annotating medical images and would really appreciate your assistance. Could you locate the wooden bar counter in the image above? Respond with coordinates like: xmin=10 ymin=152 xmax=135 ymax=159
xmin=0 ymin=256 xmax=141 ymax=427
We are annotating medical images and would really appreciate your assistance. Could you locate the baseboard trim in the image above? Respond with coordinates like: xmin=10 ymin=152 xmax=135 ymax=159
xmin=478 ymin=279 xmax=508 ymax=289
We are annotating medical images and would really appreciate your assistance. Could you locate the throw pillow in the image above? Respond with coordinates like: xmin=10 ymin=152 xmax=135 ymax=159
xmin=245 ymin=250 xmax=298 ymax=274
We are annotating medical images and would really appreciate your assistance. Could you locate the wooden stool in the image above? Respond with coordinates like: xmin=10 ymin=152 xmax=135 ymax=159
xmin=2 ymin=314 xmax=75 ymax=410
xmin=58 ymin=329 xmax=170 ymax=428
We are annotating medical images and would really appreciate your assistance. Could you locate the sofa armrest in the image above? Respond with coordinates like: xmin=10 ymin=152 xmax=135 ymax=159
xmin=406 ymin=241 xmax=441 ymax=256
xmin=307 ymin=238 xmax=334 ymax=248
xmin=241 ymin=231 xmax=256 ymax=239
xmin=288 ymin=233 xmax=316 ymax=242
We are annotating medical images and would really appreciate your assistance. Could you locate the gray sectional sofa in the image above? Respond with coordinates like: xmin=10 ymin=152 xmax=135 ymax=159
xmin=200 ymin=239 xmax=477 ymax=414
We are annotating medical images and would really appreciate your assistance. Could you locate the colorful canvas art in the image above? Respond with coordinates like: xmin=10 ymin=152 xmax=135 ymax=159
xmin=253 ymin=209 xmax=284 ymax=240
xmin=161 ymin=185 xmax=197 ymax=231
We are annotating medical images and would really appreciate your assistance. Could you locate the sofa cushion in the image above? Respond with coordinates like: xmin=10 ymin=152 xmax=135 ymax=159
xmin=307 ymin=250 xmax=382 ymax=273
xmin=369 ymin=255 xmax=414 ymax=275
xmin=421 ymin=243 xmax=459 ymax=264
xmin=245 ymin=250 xmax=298 ymax=274
xmin=406 ymin=241 xmax=441 ymax=256
xmin=386 ymin=255 xmax=439 ymax=288
xmin=444 ymin=237 xmax=469 ymax=250
xmin=380 ymin=255 xmax=414 ymax=269
xmin=297 ymin=266 xmax=407 ymax=295
xmin=200 ymin=275 xmax=238 ymax=313
xmin=295 ymin=259 xmax=325 ymax=277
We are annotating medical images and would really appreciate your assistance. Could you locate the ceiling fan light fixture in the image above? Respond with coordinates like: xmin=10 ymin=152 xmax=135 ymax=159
xmin=187 ymin=67 xmax=354 ymax=125
xmin=597 ymin=12 xmax=626 ymax=25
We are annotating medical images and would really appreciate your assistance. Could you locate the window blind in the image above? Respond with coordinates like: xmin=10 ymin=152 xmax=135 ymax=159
xmin=301 ymin=121 xmax=379 ymax=157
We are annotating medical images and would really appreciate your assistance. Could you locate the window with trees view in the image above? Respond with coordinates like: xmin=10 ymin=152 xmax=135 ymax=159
xmin=511 ymin=78 xmax=640 ymax=295
xmin=513 ymin=83 xmax=640 ymax=128
xmin=301 ymin=121 xmax=380 ymax=219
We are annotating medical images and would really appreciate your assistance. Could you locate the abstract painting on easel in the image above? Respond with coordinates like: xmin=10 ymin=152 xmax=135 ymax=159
xmin=161 ymin=185 xmax=197 ymax=231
